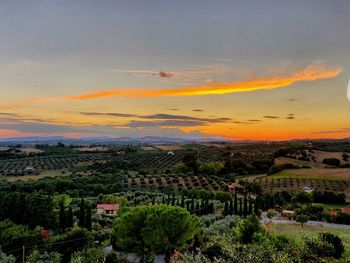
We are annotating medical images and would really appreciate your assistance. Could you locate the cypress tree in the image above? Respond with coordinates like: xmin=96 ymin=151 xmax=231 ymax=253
xmin=79 ymin=198 xmax=85 ymax=228
xmin=265 ymin=194 xmax=269 ymax=210
xmin=152 ymin=195 xmax=155 ymax=205
xmin=85 ymin=205 xmax=92 ymax=231
xmin=167 ymin=194 xmax=170 ymax=205
xmin=181 ymin=195 xmax=185 ymax=207
xmin=162 ymin=196 xmax=165 ymax=204
xmin=190 ymin=198 xmax=195 ymax=213
xmin=243 ymin=194 xmax=248 ymax=217
xmin=254 ymin=196 xmax=260 ymax=214
xmin=66 ymin=206 xmax=73 ymax=228
xmin=205 ymin=198 xmax=210 ymax=214
xmin=234 ymin=193 xmax=238 ymax=215
xmin=208 ymin=202 xmax=214 ymax=214
xmin=223 ymin=201 xmax=229 ymax=216
xmin=200 ymin=199 xmax=204 ymax=215
xmin=58 ymin=200 xmax=66 ymax=232
xmin=229 ymin=198 xmax=234 ymax=215
xmin=239 ymin=198 xmax=243 ymax=216
xmin=248 ymin=197 xmax=253 ymax=215
xmin=195 ymin=202 xmax=200 ymax=215
xmin=171 ymin=193 xmax=175 ymax=206
xmin=186 ymin=200 xmax=190 ymax=211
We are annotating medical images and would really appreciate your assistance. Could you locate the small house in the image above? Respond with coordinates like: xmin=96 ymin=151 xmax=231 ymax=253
xmin=96 ymin=204 xmax=119 ymax=215
xmin=341 ymin=208 xmax=350 ymax=215
xmin=281 ymin=210 xmax=295 ymax=219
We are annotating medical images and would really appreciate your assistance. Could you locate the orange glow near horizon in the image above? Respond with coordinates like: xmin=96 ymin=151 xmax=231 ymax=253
xmin=1 ymin=62 xmax=347 ymax=141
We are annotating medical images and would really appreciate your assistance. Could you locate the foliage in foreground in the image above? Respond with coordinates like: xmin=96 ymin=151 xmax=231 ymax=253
xmin=112 ymin=205 xmax=201 ymax=261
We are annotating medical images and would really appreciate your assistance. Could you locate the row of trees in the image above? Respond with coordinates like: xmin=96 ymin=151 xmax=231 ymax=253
xmin=223 ymin=193 xmax=255 ymax=217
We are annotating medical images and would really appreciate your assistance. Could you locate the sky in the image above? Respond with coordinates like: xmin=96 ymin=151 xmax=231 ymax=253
xmin=0 ymin=0 xmax=349 ymax=140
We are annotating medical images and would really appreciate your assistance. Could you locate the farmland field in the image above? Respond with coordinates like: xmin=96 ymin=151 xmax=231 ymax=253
xmin=124 ymin=174 xmax=228 ymax=192
xmin=4 ymin=169 xmax=67 ymax=181
xmin=268 ymin=223 xmax=350 ymax=258
xmin=154 ymin=145 xmax=183 ymax=151
xmin=0 ymin=152 xmax=111 ymax=176
xmin=268 ymin=168 xmax=350 ymax=181
xmin=274 ymin=157 xmax=326 ymax=168
xmin=254 ymin=168 xmax=350 ymax=199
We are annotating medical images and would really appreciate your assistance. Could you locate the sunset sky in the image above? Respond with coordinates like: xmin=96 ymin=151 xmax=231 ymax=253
xmin=0 ymin=0 xmax=349 ymax=140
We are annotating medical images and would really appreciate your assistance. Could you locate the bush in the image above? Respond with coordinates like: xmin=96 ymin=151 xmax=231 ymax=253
xmin=322 ymin=158 xmax=341 ymax=167
xmin=234 ymin=214 xmax=262 ymax=244
xmin=319 ymin=232 xmax=344 ymax=259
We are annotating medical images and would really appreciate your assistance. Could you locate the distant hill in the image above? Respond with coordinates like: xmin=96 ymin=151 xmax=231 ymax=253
xmin=0 ymin=136 xmax=227 ymax=146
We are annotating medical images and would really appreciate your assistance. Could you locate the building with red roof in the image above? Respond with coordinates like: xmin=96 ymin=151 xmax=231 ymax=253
xmin=96 ymin=204 xmax=119 ymax=215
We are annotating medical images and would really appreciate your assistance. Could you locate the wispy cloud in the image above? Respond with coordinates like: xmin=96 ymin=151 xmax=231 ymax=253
xmin=0 ymin=115 xmax=211 ymax=138
xmin=81 ymin=112 xmax=138 ymax=118
xmin=264 ymin=115 xmax=279 ymax=119
xmin=10 ymin=62 xmax=342 ymax=106
xmin=127 ymin=120 xmax=205 ymax=127
xmin=312 ymin=128 xmax=350 ymax=134
xmin=64 ymin=62 xmax=342 ymax=100
xmin=114 ymin=70 xmax=174 ymax=78
xmin=192 ymin=109 xmax=204 ymax=112
xmin=80 ymin=112 xmax=232 ymax=125
xmin=286 ymin=113 xmax=295 ymax=120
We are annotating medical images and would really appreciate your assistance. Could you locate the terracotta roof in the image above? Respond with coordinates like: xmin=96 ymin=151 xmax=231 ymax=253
xmin=341 ymin=208 xmax=350 ymax=214
xmin=97 ymin=204 xmax=119 ymax=211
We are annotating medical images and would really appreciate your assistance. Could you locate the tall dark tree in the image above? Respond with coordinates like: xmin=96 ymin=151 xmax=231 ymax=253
xmin=66 ymin=206 xmax=73 ymax=228
xmin=190 ymin=198 xmax=195 ymax=213
xmin=167 ymin=194 xmax=170 ymax=205
xmin=171 ymin=194 xmax=175 ymax=206
xmin=248 ymin=198 xmax=253 ymax=215
xmin=186 ymin=201 xmax=191 ymax=211
xmin=200 ymin=199 xmax=204 ymax=215
xmin=243 ymin=194 xmax=248 ymax=217
xmin=195 ymin=202 xmax=200 ymax=215
xmin=58 ymin=200 xmax=66 ymax=232
xmin=79 ymin=198 xmax=85 ymax=228
xmin=229 ymin=198 xmax=234 ymax=215
xmin=182 ymin=152 xmax=199 ymax=175
xmin=234 ymin=193 xmax=238 ymax=215
xmin=181 ymin=195 xmax=185 ymax=208
xmin=254 ymin=195 xmax=260 ymax=214
xmin=25 ymin=192 xmax=55 ymax=228
xmin=85 ymin=205 xmax=92 ymax=231
xmin=162 ymin=196 xmax=165 ymax=204
xmin=239 ymin=198 xmax=243 ymax=216
xmin=223 ymin=201 xmax=229 ymax=216
xmin=208 ymin=202 xmax=214 ymax=214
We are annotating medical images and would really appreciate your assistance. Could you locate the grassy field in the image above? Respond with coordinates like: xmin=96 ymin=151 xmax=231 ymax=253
xmin=268 ymin=222 xmax=350 ymax=259
xmin=269 ymin=168 xmax=350 ymax=181
xmin=5 ymin=169 xmax=67 ymax=181
xmin=274 ymin=157 xmax=326 ymax=168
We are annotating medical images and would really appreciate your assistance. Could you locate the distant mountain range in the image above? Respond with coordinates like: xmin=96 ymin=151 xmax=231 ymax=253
xmin=0 ymin=136 xmax=227 ymax=146
xmin=0 ymin=136 xmax=349 ymax=146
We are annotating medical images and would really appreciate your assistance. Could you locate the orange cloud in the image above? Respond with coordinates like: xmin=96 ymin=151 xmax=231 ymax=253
xmin=9 ymin=62 xmax=341 ymax=107
xmin=64 ymin=62 xmax=341 ymax=100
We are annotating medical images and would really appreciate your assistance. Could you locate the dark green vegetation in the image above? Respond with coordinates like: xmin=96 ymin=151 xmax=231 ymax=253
xmin=0 ymin=141 xmax=350 ymax=262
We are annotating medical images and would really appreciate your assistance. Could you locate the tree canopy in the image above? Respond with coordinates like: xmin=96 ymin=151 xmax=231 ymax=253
xmin=113 ymin=205 xmax=200 ymax=259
